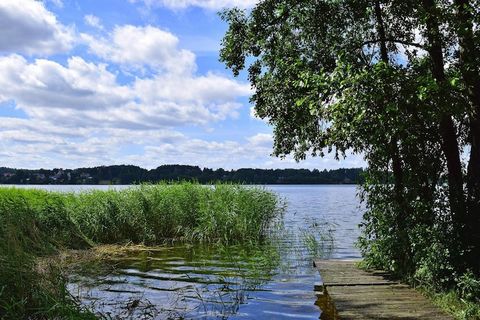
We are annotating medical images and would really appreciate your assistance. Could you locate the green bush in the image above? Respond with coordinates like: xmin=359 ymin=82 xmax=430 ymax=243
xmin=358 ymin=173 xmax=480 ymax=319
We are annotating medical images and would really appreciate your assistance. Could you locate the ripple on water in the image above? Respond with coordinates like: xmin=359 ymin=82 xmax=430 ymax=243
xmin=68 ymin=185 xmax=363 ymax=319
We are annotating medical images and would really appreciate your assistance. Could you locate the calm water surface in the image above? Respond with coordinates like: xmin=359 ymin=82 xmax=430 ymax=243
xmin=9 ymin=184 xmax=363 ymax=319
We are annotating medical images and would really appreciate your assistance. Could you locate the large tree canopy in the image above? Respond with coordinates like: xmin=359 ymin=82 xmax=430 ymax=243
xmin=220 ymin=0 xmax=480 ymax=294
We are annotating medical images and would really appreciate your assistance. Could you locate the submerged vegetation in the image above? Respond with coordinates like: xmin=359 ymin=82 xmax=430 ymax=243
xmin=68 ymin=243 xmax=284 ymax=319
xmin=0 ymin=183 xmax=282 ymax=319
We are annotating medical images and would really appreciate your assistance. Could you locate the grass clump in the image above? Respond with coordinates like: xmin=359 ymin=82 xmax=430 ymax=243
xmin=68 ymin=183 xmax=280 ymax=244
xmin=0 ymin=188 xmax=94 ymax=319
xmin=420 ymin=287 xmax=480 ymax=320
xmin=0 ymin=183 xmax=281 ymax=319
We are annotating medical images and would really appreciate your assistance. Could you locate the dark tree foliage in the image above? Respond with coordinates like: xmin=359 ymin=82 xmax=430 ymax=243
xmin=220 ymin=0 xmax=480 ymax=298
xmin=0 ymin=165 xmax=364 ymax=185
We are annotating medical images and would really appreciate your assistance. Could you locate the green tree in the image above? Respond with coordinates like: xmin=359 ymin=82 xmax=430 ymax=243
xmin=220 ymin=0 xmax=479 ymax=287
xmin=451 ymin=0 xmax=480 ymax=273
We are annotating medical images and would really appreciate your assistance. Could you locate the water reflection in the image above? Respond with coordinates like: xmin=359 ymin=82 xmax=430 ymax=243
xmin=66 ymin=185 xmax=363 ymax=319
xmin=69 ymin=239 xmax=325 ymax=319
xmin=315 ymin=291 xmax=338 ymax=320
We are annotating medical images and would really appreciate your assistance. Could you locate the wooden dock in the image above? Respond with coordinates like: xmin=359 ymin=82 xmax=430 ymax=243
xmin=314 ymin=260 xmax=452 ymax=319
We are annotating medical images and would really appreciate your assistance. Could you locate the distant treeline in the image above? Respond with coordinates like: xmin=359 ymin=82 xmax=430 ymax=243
xmin=0 ymin=165 xmax=364 ymax=185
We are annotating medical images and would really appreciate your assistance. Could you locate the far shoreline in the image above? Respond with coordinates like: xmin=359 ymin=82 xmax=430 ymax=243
xmin=1 ymin=165 xmax=365 ymax=185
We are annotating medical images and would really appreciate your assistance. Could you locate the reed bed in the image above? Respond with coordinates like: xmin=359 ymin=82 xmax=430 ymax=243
xmin=0 ymin=183 xmax=281 ymax=319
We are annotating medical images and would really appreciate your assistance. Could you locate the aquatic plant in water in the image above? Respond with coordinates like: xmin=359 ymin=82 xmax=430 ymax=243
xmin=0 ymin=183 xmax=282 ymax=319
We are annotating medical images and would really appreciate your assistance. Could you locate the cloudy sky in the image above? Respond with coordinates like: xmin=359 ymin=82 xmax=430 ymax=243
xmin=0 ymin=0 xmax=365 ymax=170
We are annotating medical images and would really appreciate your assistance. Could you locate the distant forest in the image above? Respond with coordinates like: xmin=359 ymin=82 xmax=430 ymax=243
xmin=0 ymin=165 xmax=364 ymax=185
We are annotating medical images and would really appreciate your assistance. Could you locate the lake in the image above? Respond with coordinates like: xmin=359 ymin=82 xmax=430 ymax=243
xmin=7 ymin=184 xmax=363 ymax=319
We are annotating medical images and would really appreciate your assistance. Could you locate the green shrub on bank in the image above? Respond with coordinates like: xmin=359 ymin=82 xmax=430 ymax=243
xmin=358 ymin=179 xmax=480 ymax=319
xmin=0 ymin=183 xmax=281 ymax=319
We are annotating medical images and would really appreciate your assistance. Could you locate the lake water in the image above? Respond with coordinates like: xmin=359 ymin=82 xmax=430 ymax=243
xmin=7 ymin=184 xmax=364 ymax=319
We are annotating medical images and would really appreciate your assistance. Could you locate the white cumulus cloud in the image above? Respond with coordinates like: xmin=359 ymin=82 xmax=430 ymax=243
xmin=0 ymin=51 xmax=250 ymax=129
xmin=84 ymin=14 xmax=103 ymax=29
xmin=0 ymin=0 xmax=73 ymax=55
xmin=82 ymin=25 xmax=196 ymax=74
xmin=0 ymin=54 xmax=132 ymax=112
xmin=135 ymin=72 xmax=251 ymax=104
xmin=0 ymin=9 xmax=292 ymax=170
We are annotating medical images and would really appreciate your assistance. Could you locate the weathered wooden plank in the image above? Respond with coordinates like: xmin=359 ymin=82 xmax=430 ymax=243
xmin=314 ymin=259 xmax=452 ymax=320
xmin=313 ymin=260 xmax=400 ymax=288
xmin=329 ymin=284 xmax=411 ymax=292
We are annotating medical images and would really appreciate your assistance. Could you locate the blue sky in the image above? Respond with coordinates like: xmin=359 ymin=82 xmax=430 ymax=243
xmin=0 ymin=0 xmax=365 ymax=170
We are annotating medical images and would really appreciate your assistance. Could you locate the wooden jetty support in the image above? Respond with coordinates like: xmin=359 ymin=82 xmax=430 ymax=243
xmin=314 ymin=259 xmax=452 ymax=319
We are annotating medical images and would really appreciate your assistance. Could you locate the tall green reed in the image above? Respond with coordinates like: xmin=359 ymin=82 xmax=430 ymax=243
xmin=66 ymin=183 xmax=280 ymax=244
xmin=0 ymin=183 xmax=281 ymax=319
xmin=0 ymin=188 xmax=95 ymax=319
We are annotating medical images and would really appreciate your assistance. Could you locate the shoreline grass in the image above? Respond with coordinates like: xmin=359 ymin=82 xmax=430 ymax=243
xmin=0 ymin=183 xmax=281 ymax=319
xmin=418 ymin=287 xmax=480 ymax=320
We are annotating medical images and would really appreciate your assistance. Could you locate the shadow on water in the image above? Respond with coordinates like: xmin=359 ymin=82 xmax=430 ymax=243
xmin=68 ymin=185 xmax=363 ymax=319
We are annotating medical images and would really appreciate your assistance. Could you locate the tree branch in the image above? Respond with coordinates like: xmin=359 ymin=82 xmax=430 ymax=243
xmin=362 ymin=38 xmax=425 ymax=49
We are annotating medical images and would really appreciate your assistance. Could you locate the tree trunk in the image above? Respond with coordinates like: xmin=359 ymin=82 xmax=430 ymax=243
xmin=374 ymin=0 xmax=389 ymax=64
xmin=421 ymin=0 xmax=467 ymax=246
xmin=374 ymin=0 xmax=411 ymax=272
xmin=374 ymin=0 xmax=406 ymax=210
xmin=453 ymin=0 xmax=480 ymax=273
